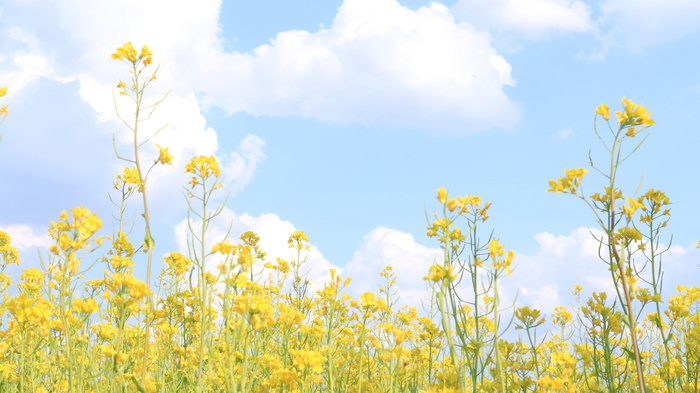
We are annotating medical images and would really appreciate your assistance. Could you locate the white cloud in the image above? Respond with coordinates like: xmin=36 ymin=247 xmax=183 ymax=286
xmin=342 ymin=226 xmax=442 ymax=311
xmin=195 ymin=0 xmax=520 ymax=132
xmin=173 ymin=208 xmax=340 ymax=293
xmin=532 ymin=227 xmax=602 ymax=259
xmin=0 ymin=24 xmax=74 ymax=95
xmin=168 ymin=218 xmax=700 ymax=319
xmin=452 ymin=0 xmax=593 ymax=40
xmin=598 ymin=0 xmax=700 ymax=49
xmin=509 ymin=227 xmax=700 ymax=318
xmin=510 ymin=227 xmax=613 ymax=315
xmin=519 ymin=285 xmax=561 ymax=313
xmin=2 ymin=0 xmax=520 ymax=135
xmin=221 ymin=134 xmax=267 ymax=195
xmin=172 ymin=223 xmax=444 ymax=312
xmin=451 ymin=0 xmax=700 ymax=56
xmin=0 ymin=0 xmax=241 ymax=201
xmin=0 ymin=224 xmax=52 ymax=250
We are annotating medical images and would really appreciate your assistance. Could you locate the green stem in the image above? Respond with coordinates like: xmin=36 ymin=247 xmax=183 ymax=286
xmin=607 ymin=130 xmax=646 ymax=393
xmin=492 ymin=279 xmax=506 ymax=393
xmin=130 ymin=62 xmax=155 ymax=389
xmin=196 ymin=178 xmax=209 ymax=393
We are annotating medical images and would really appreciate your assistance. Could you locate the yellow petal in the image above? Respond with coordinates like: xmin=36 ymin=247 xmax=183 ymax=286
xmin=595 ymin=104 xmax=610 ymax=121
xmin=437 ymin=188 xmax=447 ymax=204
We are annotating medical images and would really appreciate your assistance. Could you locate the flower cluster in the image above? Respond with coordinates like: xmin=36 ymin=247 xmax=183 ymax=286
xmin=111 ymin=42 xmax=153 ymax=66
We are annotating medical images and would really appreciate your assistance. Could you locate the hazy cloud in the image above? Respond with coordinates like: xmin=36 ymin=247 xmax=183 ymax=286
xmin=598 ymin=0 xmax=700 ymax=49
xmin=452 ymin=0 xmax=593 ymax=40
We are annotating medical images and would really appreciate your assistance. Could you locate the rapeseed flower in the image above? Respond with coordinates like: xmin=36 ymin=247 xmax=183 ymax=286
xmin=0 ymin=230 xmax=19 ymax=265
xmin=596 ymin=103 xmax=610 ymax=121
xmin=155 ymin=144 xmax=174 ymax=166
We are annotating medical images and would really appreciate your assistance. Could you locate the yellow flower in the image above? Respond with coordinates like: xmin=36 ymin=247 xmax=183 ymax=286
xmin=596 ymin=104 xmax=610 ymax=121
xmin=155 ymin=144 xmax=174 ymax=166
xmin=550 ymin=351 xmax=577 ymax=368
xmin=71 ymin=297 xmax=99 ymax=314
xmin=288 ymin=230 xmax=310 ymax=251
xmin=18 ymin=268 xmax=44 ymax=292
xmin=447 ymin=198 xmax=458 ymax=212
xmin=111 ymin=42 xmax=138 ymax=62
xmin=212 ymin=240 xmax=235 ymax=255
xmin=236 ymin=245 xmax=253 ymax=269
xmin=547 ymin=168 xmax=587 ymax=195
xmin=622 ymin=197 xmax=645 ymax=219
xmin=615 ymin=227 xmax=643 ymax=246
xmin=546 ymin=178 xmax=566 ymax=193
xmin=667 ymin=293 xmax=690 ymax=319
xmin=164 ymin=252 xmax=192 ymax=276
xmin=289 ymin=349 xmax=327 ymax=374
xmin=564 ymin=168 xmax=587 ymax=181
xmin=552 ymin=306 xmax=572 ymax=325
xmin=114 ymin=166 xmax=142 ymax=192
xmin=139 ymin=45 xmax=153 ymax=60
xmin=514 ymin=306 xmax=545 ymax=329
xmin=0 ymin=87 xmax=7 ymax=97
xmin=615 ymin=96 xmax=655 ymax=127
xmin=423 ymin=263 xmax=455 ymax=283
xmin=138 ymin=45 xmax=154 ymax=67
xmin=488 ymin=239 xmax=505 ymax=259
xmin=360 ymin=291 xmax=379 ymax=309
xmin=0 ymin=231 xmax=20 ymax=266
xmin=185 ymin=155 xmax=221 ymax=179
xmin=437 ymin=187 xmax=448 ymax=204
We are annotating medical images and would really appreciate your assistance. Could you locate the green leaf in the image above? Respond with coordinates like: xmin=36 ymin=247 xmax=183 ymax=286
xmin=663 ymin=332 xmax=674 ymax=344
xmin=144 ymin=232 xmax=156 ymax=249
xmin=621 ymin=314 xmax=631 ymax=328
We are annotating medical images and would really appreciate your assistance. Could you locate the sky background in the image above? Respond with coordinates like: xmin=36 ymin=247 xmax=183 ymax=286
xmin=1 ymin=0 xmax=699 ymax=319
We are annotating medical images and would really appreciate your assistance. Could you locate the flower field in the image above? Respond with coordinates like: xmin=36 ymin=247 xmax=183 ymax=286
xmin=0 ymin=43 xmax=698 ymax=393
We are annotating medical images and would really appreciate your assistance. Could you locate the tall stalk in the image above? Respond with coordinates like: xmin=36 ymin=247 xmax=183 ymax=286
xmin=548 ymin=98 xmax=656 ymax=393
xmin=111 ymin=42 xmax=170 ymax=388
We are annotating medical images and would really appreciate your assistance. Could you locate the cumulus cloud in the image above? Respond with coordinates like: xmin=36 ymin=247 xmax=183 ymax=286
xmin=0 ymin=223 xmax=52 ymax=270
xmin=0 ymin=0 xmax=250 ymax=204
xmin=2 ymin=0 xmax=521 ymax=138
xmin=342 ymin=227 xmax=442 ymax=311
xmin=509 ymin=227 xmax=613 ymax=314
xmin=452 ymin=0 xmax=593 ymax=40
xmin=167 ymin=216 xmax=699 ymax=319
xmin=0 ymin=224 xmax=52 ymax=250
xmin=171 ymin=220 xmax=443 ymax=311
xmin=509 ymin=227 xmax=700 ymax=318
xmin=195 ymin=0 xmax=520 ymax=132
xmin=173 ymin=208 xmax=339 ymax=293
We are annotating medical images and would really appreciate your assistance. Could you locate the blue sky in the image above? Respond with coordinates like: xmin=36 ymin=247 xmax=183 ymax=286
xmin=1 ymin=0 xmax=699 ymax=315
